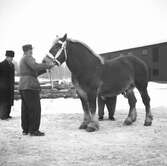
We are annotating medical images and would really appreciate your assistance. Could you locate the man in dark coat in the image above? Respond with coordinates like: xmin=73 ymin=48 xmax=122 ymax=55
xmin=19 ymin=44 xmax=55 ymax=136
xmin=0 ymin=50 xmax=15 ymax=120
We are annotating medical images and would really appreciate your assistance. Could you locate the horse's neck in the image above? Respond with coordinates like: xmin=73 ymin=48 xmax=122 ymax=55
xmin=66 ymin=41 xmax=102 ymax=78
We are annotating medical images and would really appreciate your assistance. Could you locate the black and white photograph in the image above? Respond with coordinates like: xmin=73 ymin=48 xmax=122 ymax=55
xmin=0 ymin=0 xmax=167 ymax=165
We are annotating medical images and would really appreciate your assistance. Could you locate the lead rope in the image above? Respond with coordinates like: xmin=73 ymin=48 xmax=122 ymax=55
xmin=46 ymin=66 xmax=54 ymax=90
xmin=49 ymin=56 xmax=56 ymax=90
xmin=48 ymin=40 xmax=67 ymax=90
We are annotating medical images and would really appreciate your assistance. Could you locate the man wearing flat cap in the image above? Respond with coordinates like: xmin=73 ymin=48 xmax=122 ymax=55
xmin=19 ymin=44 xmax=55 ymax=136
xmin=0 ymin=50 xmax=15 ymax=120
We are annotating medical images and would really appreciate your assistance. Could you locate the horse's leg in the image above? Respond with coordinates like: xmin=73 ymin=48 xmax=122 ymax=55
xmin=73 ymin=82 xmax=91 ymax=129
xmin=105 ymin=96 xmax=117 ymax=121
xmin=72 ymin=76 xmax=92 ymax=130
xmin=79 ymin=97 xmax=91 ymax=129
xmin=124 ymin=90 xmax=137 ymax=125
xmin=86 ymin=94 xmax=99 ymax=132
xmin=138 ymin=87 xmax=153 ymax=126
xmin=98 ymin=95 xmax=105 ymax=120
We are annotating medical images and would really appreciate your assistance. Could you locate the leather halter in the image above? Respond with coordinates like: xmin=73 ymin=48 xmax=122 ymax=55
xmin=47 ymin=40 xmax=67 ymax=66
xmin=54 ymin=40 xmax=67 ymax=65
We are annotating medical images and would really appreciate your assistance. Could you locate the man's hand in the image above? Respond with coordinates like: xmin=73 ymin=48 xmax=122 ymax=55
xmin=48 ymin=63 xmax=55 ymax=69
xmin=42 ymin=55 xmax=54 ymax=65
xmin=42 ymin=55 xmax=61 ymax=68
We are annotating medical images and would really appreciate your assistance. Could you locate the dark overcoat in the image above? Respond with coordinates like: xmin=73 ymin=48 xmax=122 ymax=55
xmin=0 ymin=60 xmax=15 ymax=105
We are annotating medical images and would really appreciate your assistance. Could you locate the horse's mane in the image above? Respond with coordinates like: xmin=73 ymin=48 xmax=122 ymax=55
xmin=68 ymin=38 xmax=104 ymax=64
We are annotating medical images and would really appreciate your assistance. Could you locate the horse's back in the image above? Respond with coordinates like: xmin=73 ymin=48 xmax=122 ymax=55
xmin=100 ymin=56 xmax=135 ymax=96
xmin=105 ymin=55 xmax=149 ymax=82
xmin=99 ymin=55 xmax=149 ymax=97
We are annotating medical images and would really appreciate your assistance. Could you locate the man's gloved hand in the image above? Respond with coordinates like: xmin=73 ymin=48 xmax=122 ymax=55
xmin=42 ymin=55 xmax=54 ymax=65
xmin=48 ymin=63 xmax=55 ymax=69
xmin=42 ymin=55 xmax=56 ymax=69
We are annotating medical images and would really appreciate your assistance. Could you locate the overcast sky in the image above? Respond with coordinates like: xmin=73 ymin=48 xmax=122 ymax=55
xmin=0 ymin=0 xmax=167 ymax=62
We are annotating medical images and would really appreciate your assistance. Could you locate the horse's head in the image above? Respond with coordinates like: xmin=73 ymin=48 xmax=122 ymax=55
xmin=48 ymin=33 xmax=68 ymax=66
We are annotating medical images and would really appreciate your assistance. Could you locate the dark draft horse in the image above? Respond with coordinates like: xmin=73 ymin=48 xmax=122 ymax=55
xmin=48 ymin=34 xmax=153 ymax=132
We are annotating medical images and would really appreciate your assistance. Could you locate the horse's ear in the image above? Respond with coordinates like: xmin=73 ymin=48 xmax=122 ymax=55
xmin=62 ymin=33 xmax=67 ymax=42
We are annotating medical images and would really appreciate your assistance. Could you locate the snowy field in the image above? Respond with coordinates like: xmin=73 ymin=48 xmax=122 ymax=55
xmin=1 ymin=82 xmax=167 ymax=166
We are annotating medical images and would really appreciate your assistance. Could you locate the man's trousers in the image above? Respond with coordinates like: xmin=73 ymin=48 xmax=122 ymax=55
xmin=0 ymin=102 xmax=11 ymax=119
xmin=20 ymin=90 xmax=41 ymax=133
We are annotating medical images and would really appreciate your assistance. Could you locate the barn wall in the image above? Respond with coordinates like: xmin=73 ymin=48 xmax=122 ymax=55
xmin=158 ymin=44 xmax=167 ymax=81
xmin=101 ymin=42 xmax=167 ymax=82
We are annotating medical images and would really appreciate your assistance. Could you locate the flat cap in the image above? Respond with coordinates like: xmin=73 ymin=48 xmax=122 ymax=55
xmin=5 ymin=50 xmax=15 ymax=57
xmin=22 ymin=44 xmax=33 ymax=52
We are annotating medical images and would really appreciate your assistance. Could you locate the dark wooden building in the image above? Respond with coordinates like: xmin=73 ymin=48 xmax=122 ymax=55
xmin=100 ymin=42 xmax=167 ymax=82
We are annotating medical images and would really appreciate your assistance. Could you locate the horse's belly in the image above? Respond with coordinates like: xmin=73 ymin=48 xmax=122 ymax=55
xmin=99 ymin=76 xmax=134 ymax=97
xmin=99 ymin=84 xmax=123 ymax=97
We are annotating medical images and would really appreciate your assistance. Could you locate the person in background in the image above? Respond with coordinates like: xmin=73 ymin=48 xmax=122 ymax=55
xmin=98 ymin=96 xmax=117 ymax=121
xmin=0 ymin=51 xmax=15 ymax=120
xmin=19 ymin=44 xmax=55 ymax=136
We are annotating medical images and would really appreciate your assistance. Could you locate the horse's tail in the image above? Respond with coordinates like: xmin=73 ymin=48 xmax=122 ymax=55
xmin=129 ymin=56 xmax=150 ymax=84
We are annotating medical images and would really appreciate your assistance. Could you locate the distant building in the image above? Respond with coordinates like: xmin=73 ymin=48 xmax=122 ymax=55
xmin=100 ymin=42 xmax=167 ymax=82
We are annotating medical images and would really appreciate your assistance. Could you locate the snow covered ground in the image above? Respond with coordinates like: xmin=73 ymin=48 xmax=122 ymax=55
xmin=1 ymin=82 xmax=167 ymax=166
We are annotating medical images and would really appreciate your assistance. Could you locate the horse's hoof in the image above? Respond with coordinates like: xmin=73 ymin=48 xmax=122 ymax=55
xmin=124 ymin=118 xmax=133 ymax=125
xmin=131 ymin=110 xmax=137 ymax=122
xmin=86 ymin=121 xmax=99 ymax=132
xmin=109 ymin=117 xmax=115 ymax=121
xmin=86 ymin=126 xmax=96 ymax=132
xmin=79 ymin=123 xmax=87 ymax=129
xmin=144 ymin=121 xmax=152 ymax=126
